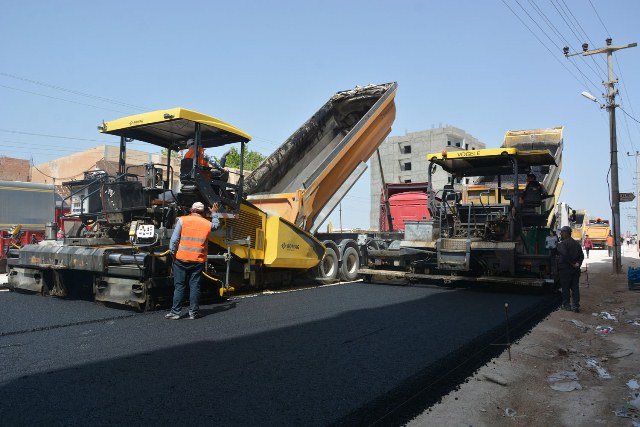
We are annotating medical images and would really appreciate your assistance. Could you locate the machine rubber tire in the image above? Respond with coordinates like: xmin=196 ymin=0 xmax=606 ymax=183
xmin=315 ymin=247 xmax=338 ymax=284
xmin=339 ymin=246 xmax=360 ymax=282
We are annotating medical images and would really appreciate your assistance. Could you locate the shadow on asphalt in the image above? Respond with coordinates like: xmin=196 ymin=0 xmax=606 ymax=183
xmin=199 ymin=301 xmax=237 ymax=317
xmin=0 ymin=285 xmax=558 ymax=426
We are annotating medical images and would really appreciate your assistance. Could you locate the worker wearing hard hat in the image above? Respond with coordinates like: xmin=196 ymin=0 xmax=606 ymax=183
xmin=182 ymin=138 xmax=229 ymax=184
xmin=184 ymin=138 xmax=208 ymax=168
xmin=606 ymin=233 xmax=614 ymax=257
xmin=557 ymin=225 xmax=584 ymax=313
xmin=166 ymin=201 xmax=220 ymax=320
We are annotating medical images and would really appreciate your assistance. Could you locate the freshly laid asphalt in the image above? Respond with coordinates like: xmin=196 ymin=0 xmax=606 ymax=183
xmin=0 ymin=282 xmax=556 ymax=426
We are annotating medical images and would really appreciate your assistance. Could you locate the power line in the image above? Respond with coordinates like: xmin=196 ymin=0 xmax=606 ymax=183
xmin=527 ymin=0 xmax=579 ymax=53
xmin=587 ymin=0 xmax=611 ymax=37
xmin=619 ymin=107 xmax=637 ymax=165
xmin=614 ymin=56 xmax=640 ymax=151
xmin=500 ymin=0 xmax=595 ymax=91
xmin=527 ymin=0 xmax=606 ymax=86
xmin=550 ymin=0 xmax=584 ymax=46
xmin=0 ymin=141 xmax=105 ymax=153
xmin=548 ymin=0 xmax=606 ymax=81
xmin=505 ymin=0 xmax=616 ymax=134
xmin=0 ymin=128 xmax=276 ymax=162
xmin=0 ymin=84 xmax=132 ymax=114
xmin=30 ymin=160 xmax=103 ymax=181
xmin=616 ymin=86 xmax=639 ymax=154
xmin=0 ymin=72 xmax=283 ymax=154
xmin=558 ymin=0 xmax=608 ymax=73
xmin=559 ymin=0 xmax=591 ymax=43
xmin=0 ymin=128 xmax=110 ymax=142
xmin=0 ymin=129 xmax=153 ymax=148
xmin=0 ymin=72 xmax=149 ymax=111
xmin=574 ymin=1 xmax=639 ymax=154
xmin=512 ymin=0 xmax=600 ymax=92
xmin=620 ymin=106 xmax=640 ymax=125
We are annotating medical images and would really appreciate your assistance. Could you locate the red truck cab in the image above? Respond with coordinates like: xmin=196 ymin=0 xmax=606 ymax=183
xmin=379 ymin=182 xmax=430 ymax=231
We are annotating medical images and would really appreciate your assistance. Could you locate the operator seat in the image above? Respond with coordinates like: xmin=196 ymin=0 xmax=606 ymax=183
xmin=520 ymin=184 xmax=547 ymax=227
xmin=441 ymin=184 xmax=458 ymax=205
xmin=521 ymin=185 xmax=543 ymax=210
xmin=180 ymin=159 xmax=196 ymax=192
xmin=180 ymin=157 xmax=195 ymax=183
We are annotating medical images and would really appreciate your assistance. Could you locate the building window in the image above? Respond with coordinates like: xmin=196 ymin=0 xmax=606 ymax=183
xmin=404 ymin=179 xmax=411 ymax=183
xmin=464 ymin=143 xmax=469 ymax=149
xmin=455 ymin=142 xmax=461 ymax=147
xmin=448 ymin=176 xmax=453 ymax=183
xmin=403 ymin=162 xmax=412 ymax=171
xmin=447 ymin=140 xmax=452 ymax=146
xmin=471 ymin=146 xmax=475 ymax=150
xmin=402 ymin=145 xmax=412 ymax=154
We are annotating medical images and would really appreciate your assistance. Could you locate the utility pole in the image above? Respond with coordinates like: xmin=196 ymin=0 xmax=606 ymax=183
xmin=627 ymin=151 xmax=640 ymax=238
xmin=376 ymin=148 xmax=394 ymax=232
xmin=565 ymin=39 xmax=637 ymax=274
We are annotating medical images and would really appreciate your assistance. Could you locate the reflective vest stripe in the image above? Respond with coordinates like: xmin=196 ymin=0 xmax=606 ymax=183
xmin=180 ymin=236 xmax=207 ymax=242
xmin=175 ymin=215 xmax=212 ymax=262
xmin=177 ymin=245 xmax=206 ymax=253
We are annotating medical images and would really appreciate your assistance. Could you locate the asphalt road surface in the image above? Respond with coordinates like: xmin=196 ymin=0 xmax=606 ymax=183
xmin=0 ymin=282 xmax=556 ymax=426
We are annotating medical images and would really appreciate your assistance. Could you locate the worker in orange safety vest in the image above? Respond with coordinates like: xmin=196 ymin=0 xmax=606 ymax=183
xmin=184 ymin=139 xmax=209 ymax=167
xmin=182 ymin=139 xmax=228 ymax=184
xmin=166 ymin=201 xmax=219 ymax=320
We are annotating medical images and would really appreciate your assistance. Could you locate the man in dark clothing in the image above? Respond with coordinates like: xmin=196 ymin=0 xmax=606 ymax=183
xmin=556 ymin=225 xmax=584 ymax=312
xmin=519 ymin=173 xmax=547 ymax=206
xmin=525 ymin=173 xmax=545 ymax=192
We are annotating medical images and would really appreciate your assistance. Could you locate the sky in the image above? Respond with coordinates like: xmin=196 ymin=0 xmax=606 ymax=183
xmin=1 ymin=0 xmax=639 ymax=234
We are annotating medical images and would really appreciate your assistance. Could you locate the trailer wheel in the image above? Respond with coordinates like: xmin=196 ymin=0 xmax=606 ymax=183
xmin=339 ymin=247 xmax=360 ymax=282
xmin=314 ymin=247 xmax=338 ymax=284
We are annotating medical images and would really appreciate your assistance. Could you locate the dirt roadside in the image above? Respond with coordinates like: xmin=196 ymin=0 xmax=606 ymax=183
xmin=409 ymin=246 xmax=640 ymax=427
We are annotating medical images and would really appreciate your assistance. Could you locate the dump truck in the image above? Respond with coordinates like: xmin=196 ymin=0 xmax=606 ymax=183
xmin=555 ymin=202 xmax=586 ymax=242
xmin=359 ymin=127 xmax=564 ymax=288
xmin=7 ymin=83 xmax=398 ymax=308
xmin=583 ymin=218 xmax=610 ymax=249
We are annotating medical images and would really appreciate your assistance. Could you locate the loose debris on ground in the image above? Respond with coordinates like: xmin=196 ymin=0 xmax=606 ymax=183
xmin=409 ymin=249 xmax=640 ymax=427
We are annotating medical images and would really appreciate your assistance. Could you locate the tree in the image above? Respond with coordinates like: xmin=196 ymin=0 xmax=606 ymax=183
xmin=215 ymin=147 xmax=266 ymax=171
xmin=160 ymin=148 xmax=182 ymax=160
